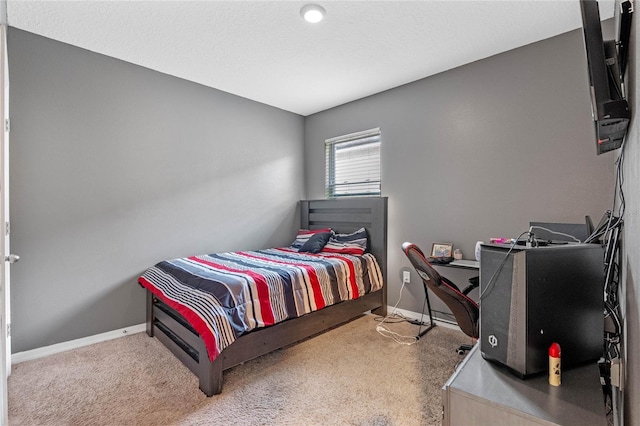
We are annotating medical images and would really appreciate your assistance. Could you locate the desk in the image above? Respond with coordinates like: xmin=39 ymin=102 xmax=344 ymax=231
xmin=442 ymin=345 xmax=606 ymax=425
xmin=448 ymin=259 xmax=479 ymax=269
xmin=430 ymin=260 xmax=479 ymax=323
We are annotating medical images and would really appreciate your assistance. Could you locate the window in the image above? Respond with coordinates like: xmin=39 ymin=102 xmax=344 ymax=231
xmin=325 ymin=128 xmax=381 ymax=198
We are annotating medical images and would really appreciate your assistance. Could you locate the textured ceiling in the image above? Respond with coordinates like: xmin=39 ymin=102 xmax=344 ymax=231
xmin=6 ymin=1 xmax=615 ymax=116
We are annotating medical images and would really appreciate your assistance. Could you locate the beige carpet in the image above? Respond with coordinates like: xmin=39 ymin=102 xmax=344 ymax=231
xmin=8 ymin=315 xmax=470 ymax=425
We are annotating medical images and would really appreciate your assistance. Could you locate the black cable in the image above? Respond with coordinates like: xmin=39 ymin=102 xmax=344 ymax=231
xmin=585 ymin=136 xmax=627 ymax=244
xmin=606 ymin=63 xmax=624 ymax=100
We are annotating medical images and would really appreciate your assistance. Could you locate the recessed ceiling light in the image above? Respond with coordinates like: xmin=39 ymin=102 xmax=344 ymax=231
xmin=300 ymin=4 xmax=326 ymax=23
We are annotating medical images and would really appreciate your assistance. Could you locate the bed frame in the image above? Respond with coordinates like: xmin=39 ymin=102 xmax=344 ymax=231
xmin=145 ymin=197 xmax=388 ymax=396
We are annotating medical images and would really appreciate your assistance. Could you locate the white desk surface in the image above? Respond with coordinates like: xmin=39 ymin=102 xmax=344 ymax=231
xmin=448 ymin=259 xmax=479 ymax=269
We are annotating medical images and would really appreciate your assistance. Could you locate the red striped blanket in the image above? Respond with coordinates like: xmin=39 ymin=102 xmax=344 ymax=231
xmin=138 ymin=248 xmax=383 ymax=362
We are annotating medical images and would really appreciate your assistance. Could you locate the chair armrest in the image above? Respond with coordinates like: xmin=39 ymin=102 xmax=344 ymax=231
xmin=462 ymin=275 xmax=479 ymax=295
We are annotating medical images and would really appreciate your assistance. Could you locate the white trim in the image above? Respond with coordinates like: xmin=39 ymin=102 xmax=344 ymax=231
xmin=12 ymin=308 xmax=458 ymax=364
xmin=11 ymin=323 xmax=146 ymax=364
xmin=0 ymin=24 xmax=8 ymax=426
xmin=325 ymin=127 xmax=381 ymax=145
xmin=388 ymin=306 xmax=463 ymax=332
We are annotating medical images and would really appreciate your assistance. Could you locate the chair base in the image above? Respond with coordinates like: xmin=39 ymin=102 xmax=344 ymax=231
xmin=456 ymin=344 xmax=474 ymax=355
xmin=416 ymin=322 xmax=436 ymax=339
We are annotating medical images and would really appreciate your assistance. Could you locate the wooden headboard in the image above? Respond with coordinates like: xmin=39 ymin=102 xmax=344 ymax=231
xmin=299 ymin=197 xmax=388 ymax=308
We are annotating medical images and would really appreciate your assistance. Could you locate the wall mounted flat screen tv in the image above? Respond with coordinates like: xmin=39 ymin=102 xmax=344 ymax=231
xmin=580 ymin=0 xmax=633 ymax=155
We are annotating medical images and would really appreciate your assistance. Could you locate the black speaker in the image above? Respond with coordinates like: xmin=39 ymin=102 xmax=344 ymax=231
xmin=479 ymin=243 xmax=604 ymax=378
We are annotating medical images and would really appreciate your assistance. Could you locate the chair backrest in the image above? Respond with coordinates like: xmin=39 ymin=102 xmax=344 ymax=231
xmin=402 ymin=242 xmax=479 ymax=339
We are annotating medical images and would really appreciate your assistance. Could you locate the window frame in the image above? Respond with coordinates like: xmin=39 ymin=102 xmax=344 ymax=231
xmin=325 ymin=127 xmax=381 ymax=199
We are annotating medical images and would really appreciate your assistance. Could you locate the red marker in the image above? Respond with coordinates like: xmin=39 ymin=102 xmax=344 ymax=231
xmin=549 ymin=342 xmax=561 ymax=386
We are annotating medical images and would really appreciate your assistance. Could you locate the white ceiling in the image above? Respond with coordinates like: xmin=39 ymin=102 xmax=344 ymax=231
xmin=6 ymin=0 xmax=615 ymax=116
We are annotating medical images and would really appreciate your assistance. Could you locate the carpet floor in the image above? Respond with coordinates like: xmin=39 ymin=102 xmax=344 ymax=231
xmin=8 ymin=315 xmax=470 ymax=425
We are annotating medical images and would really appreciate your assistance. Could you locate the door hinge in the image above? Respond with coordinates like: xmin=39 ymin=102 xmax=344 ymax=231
xmin=6 ymin=323 xmax=10 ymax=338
xmin=4 ymin=118 xmax=9 ymax=133
xmin=4 ymin=221 xmax=8 ymax=236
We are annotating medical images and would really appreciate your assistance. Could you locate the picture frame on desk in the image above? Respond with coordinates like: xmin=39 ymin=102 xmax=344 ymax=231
xmin=431 ymin=242 xmax=453 ymax=258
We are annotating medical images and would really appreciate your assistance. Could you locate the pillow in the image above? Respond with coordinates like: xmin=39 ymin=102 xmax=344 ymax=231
xmin=298 ymin=231 xmax=332 ymax=253
xmin=290 ymin=228 xmax=332 ymax=251
xmin=321 ymin=228 xmax=368 ymax=255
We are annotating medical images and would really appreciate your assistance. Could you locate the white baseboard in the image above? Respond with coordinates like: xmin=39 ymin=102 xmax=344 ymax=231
xmin=12 ymin=307 xmax=458 ymax=364
xmin=384 ymin=306 xmax=462 ymax=332
xmin=12 ymin=323 xmax=146 ymax=364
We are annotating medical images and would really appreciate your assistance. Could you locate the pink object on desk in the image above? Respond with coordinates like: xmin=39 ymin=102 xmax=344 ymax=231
xmin=489 ymin=237 xmax=511 ymax=244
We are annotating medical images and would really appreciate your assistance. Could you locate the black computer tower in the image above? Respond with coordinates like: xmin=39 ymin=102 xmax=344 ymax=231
xmin=479 ymin=243 xmax=604 ymax=378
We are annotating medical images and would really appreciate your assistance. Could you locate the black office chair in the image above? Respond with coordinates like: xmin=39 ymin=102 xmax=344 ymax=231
xmin=402 ymin=242 xmax=479 ymax=354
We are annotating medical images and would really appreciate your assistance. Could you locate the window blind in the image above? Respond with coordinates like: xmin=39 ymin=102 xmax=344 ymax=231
xmin=325 ymin=128 xmax=381 ymax=198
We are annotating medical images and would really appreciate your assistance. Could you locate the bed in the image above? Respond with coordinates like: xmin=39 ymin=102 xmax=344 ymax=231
xmin=139 ymin=197 xmax=388 ymax=396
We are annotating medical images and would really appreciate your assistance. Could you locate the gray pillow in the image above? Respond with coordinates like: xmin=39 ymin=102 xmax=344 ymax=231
xmin=298 ymin=232 xmax=331 ymax=253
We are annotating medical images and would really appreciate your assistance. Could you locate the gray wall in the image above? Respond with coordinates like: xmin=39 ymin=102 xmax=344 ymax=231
xmin=305 ymin=28 xmax=616 ymax=318
xmin=7 ymin=29 xmax=305 ymax=352
xmin=623 ymin=7 xmax=639 ymax=426
xmin=7 ymin=16 xmax=640 ymax=425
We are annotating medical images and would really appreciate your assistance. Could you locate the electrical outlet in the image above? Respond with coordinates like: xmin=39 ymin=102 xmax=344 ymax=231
xmin=403 ymin=270 xmax=411 ymax=284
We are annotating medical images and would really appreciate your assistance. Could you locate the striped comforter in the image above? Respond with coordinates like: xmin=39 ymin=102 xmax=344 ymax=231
xmin=138 ymin=248 xmax=383 ymax=362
